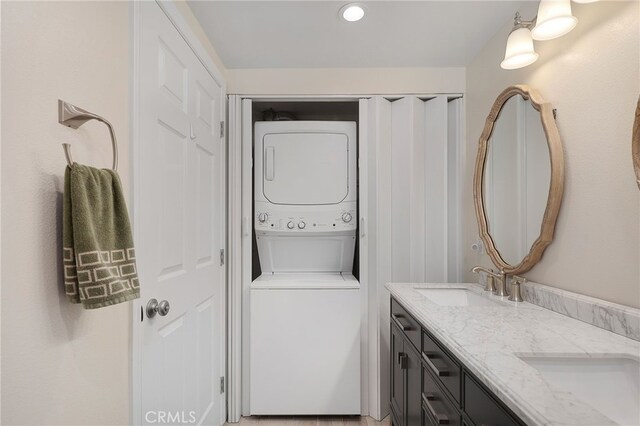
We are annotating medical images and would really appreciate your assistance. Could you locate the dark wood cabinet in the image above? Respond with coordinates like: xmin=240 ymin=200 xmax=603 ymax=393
xmin=423 ymin=365 xmax=460 ymax=426
xmin=390 ymin=320 xmax=422 ymax=426
xmin=406 ymin=343 xmax=422 ymax=426
xmin=390 ymin=322 xmax=406 ymax=426
xmin=390 ymin=297 xmax=525 ymax=426
xmin=422 ymin=330 xmax=461 ymax=405
xmin=391 ymin=299 xmax=421 ymax=350
xmin=464 ymin=374 xmax=521 ymax=426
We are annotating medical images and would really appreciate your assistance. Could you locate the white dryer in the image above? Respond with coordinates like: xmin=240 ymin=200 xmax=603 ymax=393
xmin=250 ymin=121 xmax=361 ymax=415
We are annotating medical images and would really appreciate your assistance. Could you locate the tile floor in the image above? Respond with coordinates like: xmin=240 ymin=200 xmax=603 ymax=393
xmin=225 ymin=416 xmax=391 ymax=425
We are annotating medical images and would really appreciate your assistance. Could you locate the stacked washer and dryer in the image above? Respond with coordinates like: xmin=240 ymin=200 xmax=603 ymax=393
xmin=250 ymin=121 xmax=361 ymax=415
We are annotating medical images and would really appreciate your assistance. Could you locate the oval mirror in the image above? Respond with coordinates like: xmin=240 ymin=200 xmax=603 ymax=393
xmin=473 ymin=85 xmax=564 ymax=274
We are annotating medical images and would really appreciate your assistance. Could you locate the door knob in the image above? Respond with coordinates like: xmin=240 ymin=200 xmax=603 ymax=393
xmin=146 ymin=298 xmax=170 ymax=318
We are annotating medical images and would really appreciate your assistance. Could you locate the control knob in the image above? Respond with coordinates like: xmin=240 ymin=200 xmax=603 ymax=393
xmin=287 ymin=221 xmax=295 ymax=229
xmin=298 ymin=221 xmax=306 ymax=229
xmin=342 ymin=212 xmax=353 ymax=223
xmin=258 ymin=213 xmax=268 ymax=223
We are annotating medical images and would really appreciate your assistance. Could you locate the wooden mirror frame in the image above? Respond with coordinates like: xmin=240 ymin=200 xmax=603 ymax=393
xmin=473 ymin=85 xmax=565 ymax=275
xmin=633 ymin=96 xmax=640 ymax=189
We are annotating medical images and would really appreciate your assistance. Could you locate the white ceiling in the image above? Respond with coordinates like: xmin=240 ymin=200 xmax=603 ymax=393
xmin=186 ymin=1 xmax=537 ymax=69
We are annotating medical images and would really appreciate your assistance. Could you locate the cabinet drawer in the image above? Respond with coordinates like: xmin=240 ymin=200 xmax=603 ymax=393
xmin=423 ymin=366 xmax=461 ymax=426
xmin=464 ymin=374 xmax=521 ymax=426
xmin=422 ymin=331 xmax=461 ymax=404
xmin=391 ymin=298 xmax=421 ymax=351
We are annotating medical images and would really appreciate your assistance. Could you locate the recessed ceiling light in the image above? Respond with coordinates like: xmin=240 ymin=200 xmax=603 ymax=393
xmin=340 ymin=3 xmax=365 ymax=22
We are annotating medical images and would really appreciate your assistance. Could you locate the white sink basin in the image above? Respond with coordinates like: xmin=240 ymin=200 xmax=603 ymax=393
xmin=415 ymin=288 xmax=502 ymax=307
xmin=519 ymin=355 xmax=640 ymax=425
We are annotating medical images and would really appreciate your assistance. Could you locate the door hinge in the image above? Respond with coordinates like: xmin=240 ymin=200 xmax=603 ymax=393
xmin=219 ymin=121 xmax=225 ymax=138
xmin=220 ymin=249 xmax=225 ymax=266
xmin=219 ymin=376 xmax=225 ymax=394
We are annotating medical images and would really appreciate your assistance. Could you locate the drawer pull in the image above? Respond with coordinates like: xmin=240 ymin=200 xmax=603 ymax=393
xmin=398 ymin=352 xmax=408 ymax=369
xmin=422 ymin=352 xmax=449 ymax=377
xmin=422 ymin=393 xmax=449 ymax=425
xmin=391 ymin=313 xmax=411 ymax=331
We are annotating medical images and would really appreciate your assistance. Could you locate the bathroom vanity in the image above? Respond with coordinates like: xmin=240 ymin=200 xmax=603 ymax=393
xmin=387 ymin=283 xmax=640 ymax=426
xmin=389 ymin=290 xmax=524 ymax=426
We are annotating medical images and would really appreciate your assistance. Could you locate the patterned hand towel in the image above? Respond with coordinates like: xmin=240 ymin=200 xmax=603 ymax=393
xmin=63 ymin=164 xmax=140 ymax=309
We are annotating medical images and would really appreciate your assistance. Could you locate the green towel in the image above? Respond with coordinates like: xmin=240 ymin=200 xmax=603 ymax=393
xmin=63 ymin=164 xmax=140 ymax=309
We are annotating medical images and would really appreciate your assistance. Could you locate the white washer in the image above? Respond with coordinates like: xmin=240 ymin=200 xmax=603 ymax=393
xmin=250 ymin=121 xmax=360 ymax=415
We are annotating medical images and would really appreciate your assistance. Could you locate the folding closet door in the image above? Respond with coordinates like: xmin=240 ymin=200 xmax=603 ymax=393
xmin=240 ymin=99 xmax=253 ymax=416
xmin=391 ymin=97 xmax=426 ymax=284
xmin=364 ymin=95 xmax=463 ymax=421
xmin=360 ymin=96 xmax=393 ymax=421
xmin=424 ymin=96 xmax=449 ymax=282
xmin=447 ymin=98 xmax=463 ymax=282
xmin=389 ymin=95 xmax=464 ymax=283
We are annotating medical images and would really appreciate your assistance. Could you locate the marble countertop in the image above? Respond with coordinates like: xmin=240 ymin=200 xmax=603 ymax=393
xmin=386 ymin=282 xmax=640 ymax=426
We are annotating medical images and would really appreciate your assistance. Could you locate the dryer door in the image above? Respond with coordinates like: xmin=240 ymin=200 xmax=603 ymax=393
xmin=262 ymin=132 xmax=349 ymax=205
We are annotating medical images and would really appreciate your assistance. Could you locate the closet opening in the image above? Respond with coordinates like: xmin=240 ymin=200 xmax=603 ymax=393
xmin=249 ymin=100 xmax=361 ymax=282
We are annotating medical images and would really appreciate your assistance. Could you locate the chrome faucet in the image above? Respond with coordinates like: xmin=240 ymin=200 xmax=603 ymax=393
xmin=491 ymin=269 xmax=509 ymax=297
xmin=472 ymin=266 xmax=528 ymax=302
xmin=471 ymin=266 xmax=508 ymax=297
xmin=509 ymin=275 xmax=527 ymax=302
xmin=471 ymin=266 xmax=496 ymax=292
xmin=471 ymin=266 xmax=496 ymax=293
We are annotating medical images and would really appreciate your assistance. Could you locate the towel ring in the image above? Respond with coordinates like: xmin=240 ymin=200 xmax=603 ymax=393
xmin=58 ymin=99 xmax=118 ymax=171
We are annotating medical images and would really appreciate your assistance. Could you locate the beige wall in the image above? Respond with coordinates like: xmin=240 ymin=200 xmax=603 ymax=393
xmin=227 ymin=67 xmax=465 ymax=95
xmin=463 ymin=1 xmax=640 ymax=307
xmin=1 ymin=1 xmax=131 ymax=424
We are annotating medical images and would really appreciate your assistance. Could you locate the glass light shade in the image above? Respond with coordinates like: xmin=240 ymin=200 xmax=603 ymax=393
xmin=532 ymin=0 xmax=578 ymax=40
xmin=340 ymin=4 xmax=365 ymax=22
xmin=501 ymin=27 xmax=539 ymax=70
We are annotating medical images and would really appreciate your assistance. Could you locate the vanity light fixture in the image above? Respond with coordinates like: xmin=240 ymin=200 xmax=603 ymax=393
xmin=531 ymin=0 xmax=578 ymax=40
xmin=501 ymin=13 xmax=539 ymax=70
xmin=339 ymin=3 xmax=365 ymax=22
xmin=501 ymin=0 xmax=595 ymax=70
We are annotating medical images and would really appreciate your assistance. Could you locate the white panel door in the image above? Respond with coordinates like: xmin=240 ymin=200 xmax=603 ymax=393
xmin=136 ymin=3 xmax=225 ymax=425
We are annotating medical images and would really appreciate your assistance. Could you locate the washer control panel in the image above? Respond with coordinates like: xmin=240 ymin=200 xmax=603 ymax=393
xmin=255 ymin=206 xmax=357 ymax=232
